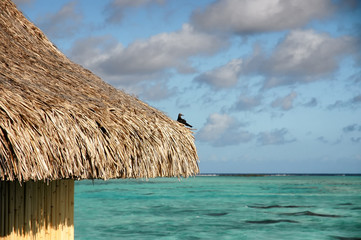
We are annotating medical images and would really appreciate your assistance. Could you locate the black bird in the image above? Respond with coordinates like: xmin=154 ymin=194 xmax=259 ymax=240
xmin=177 ymin=113 xmax=192 ymax=128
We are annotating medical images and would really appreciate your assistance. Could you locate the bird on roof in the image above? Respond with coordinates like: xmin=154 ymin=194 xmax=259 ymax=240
xmin=177 ymin=113 xmax=192 ymax=128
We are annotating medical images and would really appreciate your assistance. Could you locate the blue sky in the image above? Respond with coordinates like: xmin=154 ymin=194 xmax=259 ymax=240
xmin=15 ymin=0 xmax=361 ymax=173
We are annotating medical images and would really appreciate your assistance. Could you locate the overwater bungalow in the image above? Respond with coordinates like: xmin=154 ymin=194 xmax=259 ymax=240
xmin=0 ymin=1 xmax=198 ymax=239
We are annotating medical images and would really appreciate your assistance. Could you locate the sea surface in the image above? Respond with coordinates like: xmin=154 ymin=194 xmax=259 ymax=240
xmin=74 ymin=175 xmax=361 ymax=240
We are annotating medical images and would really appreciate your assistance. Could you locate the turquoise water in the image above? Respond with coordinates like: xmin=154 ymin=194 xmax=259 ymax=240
xmin=74 ymin=176 xmax=361 ymax=239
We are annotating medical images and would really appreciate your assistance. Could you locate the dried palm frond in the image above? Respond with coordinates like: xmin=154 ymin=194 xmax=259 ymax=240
xmin=0 ymin=0 xmax=199 ymax=182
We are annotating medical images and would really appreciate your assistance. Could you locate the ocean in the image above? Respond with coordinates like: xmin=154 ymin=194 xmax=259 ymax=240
xmin=74 ymin=175 xmax=361 ymax=240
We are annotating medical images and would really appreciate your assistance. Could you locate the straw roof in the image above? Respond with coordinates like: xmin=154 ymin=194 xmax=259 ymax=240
xmin=0 ymin=0 xmax=199 ymax=182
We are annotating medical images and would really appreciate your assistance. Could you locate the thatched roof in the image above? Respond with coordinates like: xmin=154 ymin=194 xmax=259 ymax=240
xmin=0 ymin=0 xmax=198 ymax=182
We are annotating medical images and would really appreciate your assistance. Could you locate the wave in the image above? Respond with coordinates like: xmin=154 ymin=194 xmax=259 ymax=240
xmin=248 ymin=205 xmax=311 ymax=209
xmin=330 ymin=236 xmax=361 ymax=240
xmin=245 ymin=219 xmax=298 ymax=224
xmin=280 ymin=211 xmax=343 ymax=218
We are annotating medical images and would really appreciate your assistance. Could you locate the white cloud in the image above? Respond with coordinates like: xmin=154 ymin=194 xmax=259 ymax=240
xmin=257 ymin=128 xmax=296 ymax=145
xmin=68 ymin=25 xmax=227 ymax=100
xmin=303 ymin=97 xmax=318 ymax=107
xmin=231 ymin=95 xmax=261 ymax=111
xmin=194 ymin=58 xmax=243 ymax=89
xmin=342 ymin=124 xmax=361 ymax=144
xmin=317 ymin=136 xmax=329 ymax=144
xmin=136 ymin=82 xmax=177 ymax=101
xmin=351 ymin=137 xmax=361 ymax=143
xmin=70 ymin=24 xmax=227 ymax=86
xmin=13 ymin=0 xmax=32 ymax=4
xmin=343 ymin=124 xmax=361 ymax=133
xmin=37 ymin=2 xmax=83 ymax=39
xmin=265 ymin=30 xmax=355 ymax=86
xmin=271 ymin=91 xmax=297 ymax=111
xmin=110 ymin=0 xmax=165 ymax=8
xmin=197 ymin=113 xmax=253 ymax=147
xmin=352 ymin=94 xmax=361 ymax=104
xmin=99 ymin=24 xmax=226 ymax=76
xmin=245 ymin=29 xmax=357 ymax=88
xmin=69 ymin=35 xmax=119 ymax=69
xmin=197 ymin=113 xmax=235 ymax=141
xmin=191 ymin=0 xmax=333 ymax=34
xmin=105 ymin=0 xmax=166 ymax=23
xmin=327 ymin=94 xmax=361 ymax=110
xmin=327 ymin=100 xmax=347 ymax=109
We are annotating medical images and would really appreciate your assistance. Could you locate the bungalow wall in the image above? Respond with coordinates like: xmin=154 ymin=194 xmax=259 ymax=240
xmin=0 ymin=179 xmax=74 ymax=240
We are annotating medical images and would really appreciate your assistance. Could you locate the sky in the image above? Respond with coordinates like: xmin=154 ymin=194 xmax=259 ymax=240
xmin=14 ymin=0 xmax=361 ymax=173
